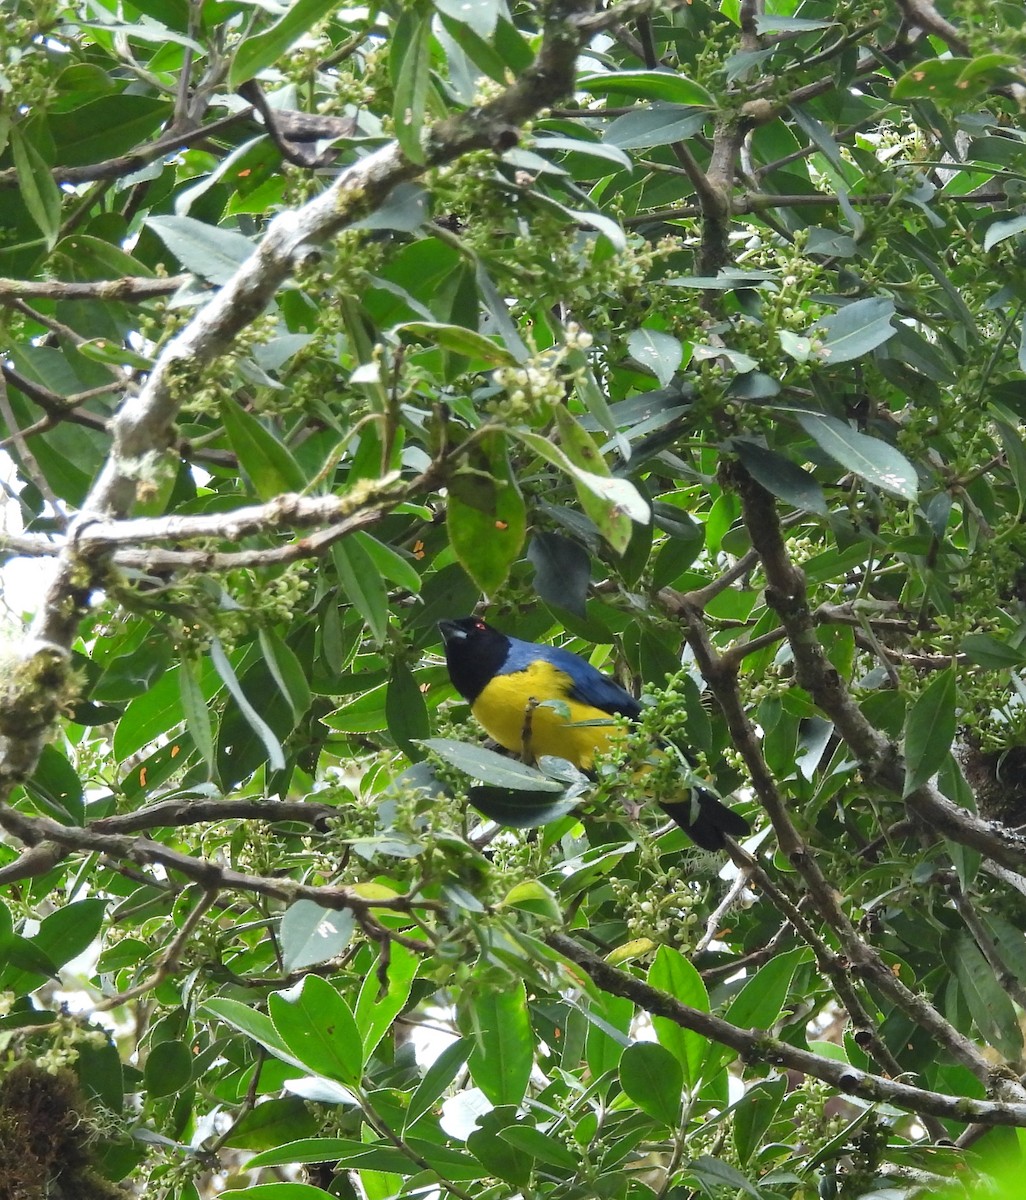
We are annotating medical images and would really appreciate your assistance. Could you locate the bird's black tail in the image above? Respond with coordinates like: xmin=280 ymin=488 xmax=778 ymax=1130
xmin=660 ymin=789 xmax=749 ymax=851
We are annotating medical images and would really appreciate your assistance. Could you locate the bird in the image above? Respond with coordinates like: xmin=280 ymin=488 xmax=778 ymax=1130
xmin=438 ymin=616 xmax=750 ymax=850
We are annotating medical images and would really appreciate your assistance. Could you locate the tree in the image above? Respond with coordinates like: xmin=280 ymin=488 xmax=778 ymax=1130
xmin=3 ymin=0 xmax=1026 ymax=1195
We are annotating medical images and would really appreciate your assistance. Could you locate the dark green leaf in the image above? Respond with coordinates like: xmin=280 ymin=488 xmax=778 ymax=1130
xmin=903 ymin=667 xmax=957 ymax=795
xmin=391 ymin=8 xmax=431 ymax=163
xmin=386 ymin=661 xmax=431 ymax=759
xmin=146 ymin=216 xmax=254 ymax=284
xmin=498 ymin=1125 xmax=579 ymax=1170
xmin=223 ymin=1098 xmax=320 ymax=1152
xmin=735 ymin=439 xmax=828 ymax=514
xmin=333 ymin=537 xmax=390 ymax=645
xmin=467 ymin=784 xmax=580 ymax=827
xmin=178 ymin=655 xmax=214 ymax=771
xmin=960 ymin=634 xmax=1025 ymax=668
xmin=405 ymin=1038 xmax=471 ymax=1130
xmin=220 ymin=398 xmax=306 ymax=500
xmin=604 ymin=105 xmax=707 ymax=149
xmin=10 ymin=125 xmax=62 ymax=248
xmin=797 ymin=413 xmax=918 ymax=500
xmin=446 ymin=431 xmax=526 ymax=595
xmin=815 ymin=297 xmax=897 ymax=363
xmin=950 ymin=931 xmax=1023 ymax=1060
xmin=210 ymin=638 xmax=286 ymax=773
xmin=618 ymin=1041 xmax=683 ymax=1125
xmin=25 ymin=746 xmax=84 ymax=825
xmin=144 ymin=1040 xmax=193 ymax=1097
xmin=527 ymin=531 xmax=590 ymax=618
xmin=578 ymin=69 xmax=714 ymax=106
xmin=628 ymin=328 xmax=683 ymax=387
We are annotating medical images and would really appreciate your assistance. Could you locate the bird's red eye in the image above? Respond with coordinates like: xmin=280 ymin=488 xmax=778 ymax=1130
xmin=475 ymin=620 xmax=486 ymax=630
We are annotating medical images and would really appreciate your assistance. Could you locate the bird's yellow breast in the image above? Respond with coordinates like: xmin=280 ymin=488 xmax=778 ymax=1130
xmin=471 ymin=660 xmax=618 ymax=770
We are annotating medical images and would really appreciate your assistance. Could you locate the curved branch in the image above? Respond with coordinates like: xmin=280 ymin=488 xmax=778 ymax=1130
xmin=550 ymin=932 xmax=1026 ymax=1128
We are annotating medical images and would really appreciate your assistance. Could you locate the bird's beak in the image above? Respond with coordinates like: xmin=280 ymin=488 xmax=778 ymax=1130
xmin=437 ymin=619 xmax=463 ymax=644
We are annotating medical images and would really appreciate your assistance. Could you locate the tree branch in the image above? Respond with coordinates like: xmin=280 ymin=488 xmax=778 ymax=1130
xmin=549 ymin=932 xmax=1026 ymax=1128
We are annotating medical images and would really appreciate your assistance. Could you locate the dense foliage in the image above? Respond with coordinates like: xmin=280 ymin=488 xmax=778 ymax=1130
xmin=5 ymin=0 xmax=1026 ymax=1197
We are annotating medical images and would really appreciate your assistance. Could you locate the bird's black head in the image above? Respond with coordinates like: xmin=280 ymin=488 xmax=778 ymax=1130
xmin=438 ymin=616 xmax=511 ymax=704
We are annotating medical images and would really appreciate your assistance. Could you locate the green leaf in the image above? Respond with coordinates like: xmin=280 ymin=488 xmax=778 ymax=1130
xmin=950 ymin=931 xmax=1023 ymax=1060
xmin=201 ymin=998 xmax=311 ymax=1073
xmin=960 ymin=633 xmax=1026 ymax=668
xmin=797 ymin=413 xmax=918 ymax=500
xmin=386 ymin=661 xmax=431 ymax=759
xmin=0 ymin=938 xmax=59 ymax=994
xmin=220 ymin=398 xmax=307 ymax=500
xmin=229 ymin=0 xmax=344 ymax=87
xmin=434 ymin=0 xmax=499 ymax=38
xmin=446 ymin=431 xmax=526 ymax=595
xmin=146 ymin=215 xmax=254 ymax=284
xmin=578 ymin=69 xmax=714 ymax=106
xmin=322 ymin=682 xmax=389 ymax=733
xmin=246 ymin=1138 xmax=484 ymax=1179
xmin=464 ymin=980 xmax=534 ymax=1105
xmin=814 ymin=297 xmax=896 ymax=363
xmin=354 ymin=941 xmax=419 ymax=1061
xmin=32 ymin=899 xmax=106 ymax=970
xmin=223 ymin=1185 xmax=340 ymax=1200
xmin=280 ymin=901 xmax=356 ymax=972
xmin=892 ymin=57 xmax=975 ymax=102
xmin=467 ymin=784 xmax=580 ymax=828
xmin=984 ymin=215 xmax=1026 ymax=252
xmin=647 ymin=946 xmax=709 ymax=1086
xmin=723 ymin=947 xmax=810 ymax=1031
xmin=178 ymin=656 xmax=215 ymax=771
xmin=391 ymin=8 xmax=432 ymax=163
xmin=25 ymin=746 xmax=84 ymax=825
xmin=269 ymin=975 xmax=365 ymax=1087
xmin=733 ymin=1078 xmax=788 ymax=1165
xmin=352 ymin=531 xmax=422 ymax=594
xmin=903 ymin=667 xmax=956 ymax=795
xmin=210 ymin=638 xmax=286 ymax=773
xmin=511 ymin=427 xmax=648 ymax=554
xmin=981 ymin=913 xmax=1026 ymax=987
xmin=420 ymin=737 xmax=563 ymax=791
xmin=501 ymin=879 xmax=561 ymax=921
xmin=9 ymin=125 xmax=62 ymax=249
xmin=144 ymin=1040 xmax=193 ymax=1097
xmin=688 ymin=1155 xmax=765 ymax=1200
xmin=604 ymin=105 xmax=707 ymax=149
xmin=48 ymin=95 xmax=172 ymax=166
xmin=223 ymin=1098 xmax=319 ymax=1152
xmin=532 ymin=134 xmax=632 ymax=172
xmin=258 ymin=629 xmax=312 ymax=724
xmin=527 ymin=531 xmax=590 ymax=618
xmin=405 ymin=1038 xmax=471 ymax=1130
xmin=396 ymin=321 xmax=519 ymax=365
xmin=735 ymin=440 xmax=827 ymax=514
xmin=467 ymin=1107 xmax=534 ymax=1186
xmin=333 ymin=537 xmax=390 ymax=645
xmin=618 ymin=1041 xmax=683 ymax=1125
xmin=628 ymin=328 xmax=683 ymax=387
xmin=498 ymin=1125 xmax=579 ymax=1170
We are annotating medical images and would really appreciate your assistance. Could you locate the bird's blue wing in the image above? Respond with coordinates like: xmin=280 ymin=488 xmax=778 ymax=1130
xmin=502 ymin=637 xmax=642 ymax=719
